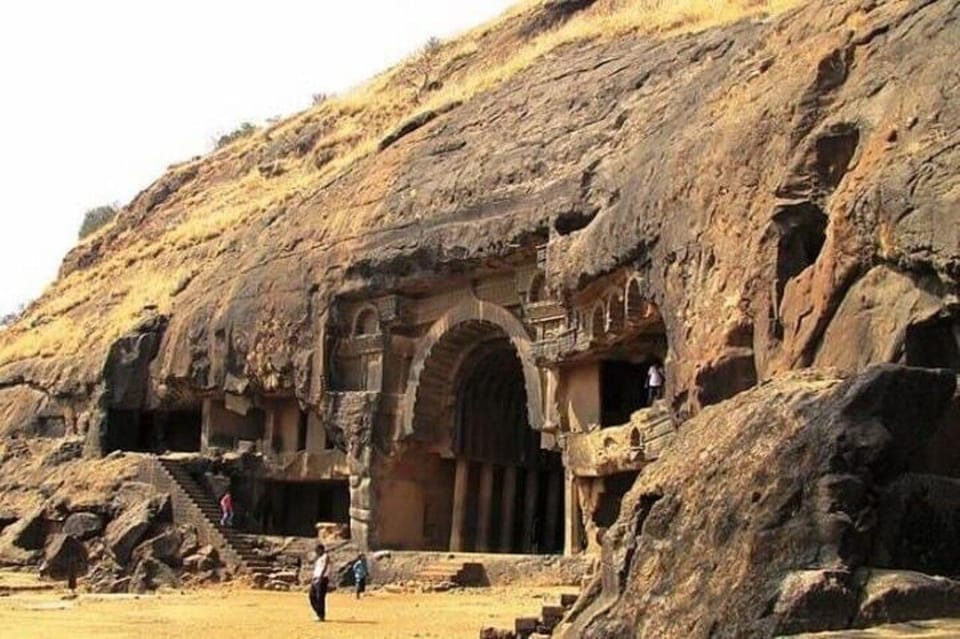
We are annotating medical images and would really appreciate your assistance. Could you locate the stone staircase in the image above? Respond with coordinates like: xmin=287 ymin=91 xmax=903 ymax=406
xmin=416 ymin=559 xmax=485 ymax=587
xmin=138 ymin=456 xmax=273 ymax=579
xmin=484 ymin=592 xmax=578 ymax=638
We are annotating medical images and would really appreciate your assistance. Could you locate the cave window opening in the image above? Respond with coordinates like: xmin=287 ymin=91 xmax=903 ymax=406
xmin=528 ymin=273 xmax=547 ymax=304
xmin=591 ymin=306 xmax=606 ymax=339
xmin=354 ymin=308 xmax=380 ymax=336
xmin=296 ymin=410 xmax=308 ymax=452
xmin=904 ymin=317 xmax=960 ymax=371
xmin=774 ymin=203 xmax=828 ymax=305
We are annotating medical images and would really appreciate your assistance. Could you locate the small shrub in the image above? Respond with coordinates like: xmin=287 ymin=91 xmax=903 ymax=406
xmin=214 ymin=122 xmax=258 ymax=149
xmin=407 ymin=36 xmax=445 ymax=103
xmin=78 ymin=204 xmax=119 ymax=239
xmin=423 ymin=36 xmax=442 ymax=55
xmin=312 ymin=92 xmax=331 ymax=106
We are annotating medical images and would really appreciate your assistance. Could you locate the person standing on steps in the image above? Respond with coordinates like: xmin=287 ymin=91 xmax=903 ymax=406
xmin=309 ymin=544 xmax=331 ymax=621
xmin=646 ymin=362 xmax=664 ymax=405
xmin=352 ymin=553 xmax=369 ymax=599
xmin=219 ymin=489 xmax=234 ymax=528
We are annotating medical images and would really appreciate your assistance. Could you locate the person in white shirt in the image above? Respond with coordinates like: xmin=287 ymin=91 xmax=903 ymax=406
xmin=646 ymin=362 xmax=664 ymax=405
xmin=309 ymin=544 xmax=331 ymax=621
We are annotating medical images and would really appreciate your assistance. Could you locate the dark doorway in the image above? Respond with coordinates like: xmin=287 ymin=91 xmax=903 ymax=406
xmin=260 ymin=480 xmax=350 ymax=537
xmin=593 ymin=472 xmax=639 ymax=528
xmin=105 ymin=408 xmax=202 ymax=454
xmin=905 ymin=318 xmax=960 ymax=371
xmin=600 ymin=361 xmax=650 ymax=427
xmin=159 ymin=410 xmax=202 ymax=452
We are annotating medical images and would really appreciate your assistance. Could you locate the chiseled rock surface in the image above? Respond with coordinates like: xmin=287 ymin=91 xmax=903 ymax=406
xmin=0 ymin=0 xmax=955 ymax=433
xmin=560 ymin=365 xmax=958 ymax=638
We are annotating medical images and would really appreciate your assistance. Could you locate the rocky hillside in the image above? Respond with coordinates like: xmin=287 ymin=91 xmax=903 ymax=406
xmin=0 ymin=0 xmax=957 ymax=634
xmin=2 ymin=0 xmax=956 ymax=430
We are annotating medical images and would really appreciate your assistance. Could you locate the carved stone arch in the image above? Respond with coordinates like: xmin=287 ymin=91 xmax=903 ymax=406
xmin=626 ymin=277 xmax=643 ymax=319
xmin=352 ymin=304 xmax=380 ymax=336
xmin=528 ymin=272 xmax=547 ymax=304
xmin=590 ymin=303 xmax=606 ymax=339
xmin=607 ymin=292 xmax=625 ymax=333
xmin=401 ymin=297 xmax=544 ymax=438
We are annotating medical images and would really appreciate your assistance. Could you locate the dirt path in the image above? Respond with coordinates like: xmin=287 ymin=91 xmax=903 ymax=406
xmin=0 ymin=573 xmax=567 ymax=639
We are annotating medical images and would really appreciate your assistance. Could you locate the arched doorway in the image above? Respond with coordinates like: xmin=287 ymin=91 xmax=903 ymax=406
xmin=377 ymin=305 xmax=563 ymax=555
xmin=448 ymin=333 xmax=563 ymax=554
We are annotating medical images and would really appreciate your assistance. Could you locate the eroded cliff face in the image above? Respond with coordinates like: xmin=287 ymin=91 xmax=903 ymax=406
xmin=0 ymin=0 xmax=956 ymax=433
xmin=560 ymin=365 xmax=960 ymax=638
xmin=0 ymin=0 xmax=957 ymax=631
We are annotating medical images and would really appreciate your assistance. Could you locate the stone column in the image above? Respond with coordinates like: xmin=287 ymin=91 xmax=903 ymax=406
xmin=563 ymin=470 xmax=581 ymax=556
xmin=499 ymin=466 xmax=518 ymax=552
xmin=522 ymin=467 xmax=540 ymax=553
xmin=544 ymin=470 xmax=563 ymax=553
xmin=476 ymin=463 xmax=495 ymax=552
xmin=200 ymin=399 xmax=213 ymax=455
xmin=449 ymin=459 xmax=470 ymax=552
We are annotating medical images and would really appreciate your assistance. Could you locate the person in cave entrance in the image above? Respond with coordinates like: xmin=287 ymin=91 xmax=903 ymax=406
xmin=645 ymin=362 xmax=664 ymax=405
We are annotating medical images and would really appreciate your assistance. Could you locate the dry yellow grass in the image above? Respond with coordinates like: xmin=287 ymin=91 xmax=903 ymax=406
xmin=0 ymin=0 xmax=804 ymax=376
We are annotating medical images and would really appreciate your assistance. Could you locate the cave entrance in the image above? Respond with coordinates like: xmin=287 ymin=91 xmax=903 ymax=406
xmin=904 ymin=317 xmax=960 ymax=371
xmin=379 ymin=319 xmax=560 ymax=554
xmin=450 ymin=336 xmax=563 ymax=554
xmin=104 ymin=408 xmax=202 ymax=454
xmin=256 ymin=479 xmax=350 ymax=538
xmin=600 ymin=360 xmax=660 ymax=427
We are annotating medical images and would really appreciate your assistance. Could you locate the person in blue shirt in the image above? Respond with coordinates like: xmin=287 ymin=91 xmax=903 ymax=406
xmin=352 ymin=553 xmax=369 ymax=599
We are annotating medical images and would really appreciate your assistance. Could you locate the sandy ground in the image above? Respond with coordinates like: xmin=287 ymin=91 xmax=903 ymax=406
xmin=0 ymin=572 xmax=568 ymax=639
xmin=4 ymin=572 xmax=960 ymax=638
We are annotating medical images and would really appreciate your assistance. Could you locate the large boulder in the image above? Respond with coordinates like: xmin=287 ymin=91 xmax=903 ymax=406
xmin=561 ymin=366 xmax=959 ymax=638
xmin=104 ymin=495 xmax=169 ymax=564
xmin=129 ymin=556 xmax=179 ymax=593
xmin=0 ymin=506 xmax=46 ymax=565
xmin=855 ymin=569 xmax=960 ymax=628
xmin=62 ymin=512 xmax=104 ymax=541
xmin=40 ymin=533 xmax=89 ymax=580
xmin=132 ymin=527 xmax=183 ymax=567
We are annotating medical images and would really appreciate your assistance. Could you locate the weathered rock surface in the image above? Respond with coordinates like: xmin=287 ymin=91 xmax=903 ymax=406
xmin=62 ymin=512 xmax=104 ymax=540
xmin=40 ymin=533 xmax=89 ymax=580
xmin=0 ymin=506 xmax=46 ymax=565
xmin=129 ymin=556 xmax=179 ymax=593
xmin=132 ymin=527 xmax=183 ymax=567
xmin=561 ymin=365 xmax=958 ymax=638
xmin=104 ymin=495 xmax=169 ymax=563
xmin=0 ymin=0 xmax=955 ymax=430
xmin=855 ymin=569 xmax=960 ymax=628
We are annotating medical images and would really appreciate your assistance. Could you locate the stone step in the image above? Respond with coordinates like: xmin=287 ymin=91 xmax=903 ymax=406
xmin=560 ymin=593 xmax=578 ymax=608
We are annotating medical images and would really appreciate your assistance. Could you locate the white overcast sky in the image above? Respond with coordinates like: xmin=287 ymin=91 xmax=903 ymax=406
xmin=0 ymin=0 xmax=515 ymax=317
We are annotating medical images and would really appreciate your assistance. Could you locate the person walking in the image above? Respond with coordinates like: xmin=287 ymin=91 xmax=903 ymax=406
xmin=309 ymin=544 xmax=331 ymax=621
xmin=646 ymin=363 xmax=664 ymax=405
xmin=219 ymin=489 xmax=234 ymax=527
xmin=352 ymin=553 xmax=369 ymax=599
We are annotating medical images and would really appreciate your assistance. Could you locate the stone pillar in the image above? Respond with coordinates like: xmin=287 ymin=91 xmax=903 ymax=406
xmin=449 ymin=459 xmax=470 ymax=552
xmin=499 ymin=466 xmax=518 ymax=552
xmin=544 ymin=470 xmax=563 ymax=553
xmin=522 ymin=467 xmax=540 ymax=553
xmin=476 ymin=463 xmax=495 ymax=552
xmin=563 ymin=470 xmax=581 ymax=556
xmin=200 ymin=399 xmax=213 ymax=455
